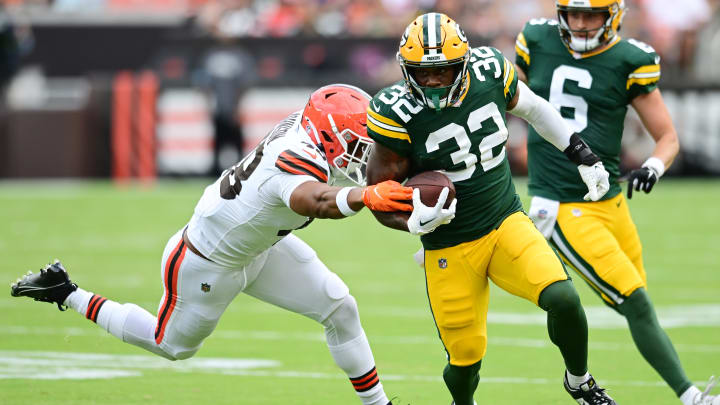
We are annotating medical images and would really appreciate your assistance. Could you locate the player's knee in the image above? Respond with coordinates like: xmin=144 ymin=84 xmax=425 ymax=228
xmin=159 ymin=345 xmax=200 ymax=361
xmin=449 ymin=336 xmax=486 ymax=366
xmin=618 ymin=287 xmax=652 ymax=320
xmin=323 ymin=294 xmax=361 ymax=335
xmin=539 ymin=280 xmax=582 ymax=315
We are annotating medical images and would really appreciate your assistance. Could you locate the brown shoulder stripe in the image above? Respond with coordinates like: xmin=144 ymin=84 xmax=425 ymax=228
xmin=276 ymin=150 xmax=328 ymax=182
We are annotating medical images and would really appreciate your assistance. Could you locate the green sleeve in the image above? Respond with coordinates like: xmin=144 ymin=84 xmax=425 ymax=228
xmin=625 ymin=39 xmax=662 ymax=100
xmin=366 ymin=94 xmax=412 ymax=156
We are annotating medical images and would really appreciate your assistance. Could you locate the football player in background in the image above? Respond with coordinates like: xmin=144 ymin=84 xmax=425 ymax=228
xmin=515 ymin=1 xmax=718 ymax=404
xmin=365 ymin=12 xmax=617 ymax=405
xmin=10 ymin=84 xmax=413 ymax=405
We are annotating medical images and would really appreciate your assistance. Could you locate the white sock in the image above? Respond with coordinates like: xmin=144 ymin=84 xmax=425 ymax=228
xmin=680 ymin=386 xmax=702 ymax=405
xmin=566 ymin=370 xmax=591 ymax=389
xmin=64 ymin=288 xmax=93 ymax=314
xmin=328 ymin=332 xmax=389 ymax=405
xmin=65 ymin=288 xmax=171 ymax=359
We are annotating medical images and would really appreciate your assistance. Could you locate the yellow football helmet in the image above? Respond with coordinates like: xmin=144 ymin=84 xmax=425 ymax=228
xmin=556 ymin=0 xmax=626 ymax=53
xmin=397 ymin=12 xmax=470 ymax=111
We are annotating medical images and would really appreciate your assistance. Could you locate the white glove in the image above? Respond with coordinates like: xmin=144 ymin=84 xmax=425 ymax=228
xmin=577 ymin=161 xmax=610 ymax=201
xmin=407 ymin=187 xmax=457 ymax=236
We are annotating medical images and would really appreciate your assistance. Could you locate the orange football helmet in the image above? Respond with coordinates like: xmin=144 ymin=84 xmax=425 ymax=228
xmin=302 ymin=84 xmax=373 ymax=186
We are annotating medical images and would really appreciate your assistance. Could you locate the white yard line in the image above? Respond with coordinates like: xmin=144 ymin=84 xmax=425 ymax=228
xmin=0 ymin=350 xmax=680 ymax=387
xmin=4 ymin=325 xmax=720 ymax=353
xmin=3 ymin=301 xmax=719 ymax=329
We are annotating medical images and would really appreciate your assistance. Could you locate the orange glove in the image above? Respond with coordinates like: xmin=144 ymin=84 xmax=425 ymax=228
xmin=362 ymin=180 xmax=413 ymax=212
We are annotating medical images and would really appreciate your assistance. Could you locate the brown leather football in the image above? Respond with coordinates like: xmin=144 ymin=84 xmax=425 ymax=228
xmin=405 ymin=171 xmax=456 ymax=209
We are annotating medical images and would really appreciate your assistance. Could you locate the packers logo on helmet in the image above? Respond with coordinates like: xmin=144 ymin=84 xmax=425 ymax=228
xmin=556 ymin=0 xmax=626 ymax=53
xmin=397 ymin=13 xmax=470 ymax=111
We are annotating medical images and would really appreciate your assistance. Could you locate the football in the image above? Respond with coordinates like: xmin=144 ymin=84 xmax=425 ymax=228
xmin=405 ymin=171 xmax=456 ymax=209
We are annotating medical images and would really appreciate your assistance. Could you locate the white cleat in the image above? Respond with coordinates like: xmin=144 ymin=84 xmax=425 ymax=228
xmin=695 ymin=376 xmax=720 ymax=405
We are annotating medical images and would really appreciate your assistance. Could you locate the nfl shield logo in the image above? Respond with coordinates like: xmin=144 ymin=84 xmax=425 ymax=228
xmin=438 ymin=258 xmax=448 ymax=269
xmin=538 ymin=209 xmax=548 ymax=219
xmin=201 ymin=283 xmax=211 ymax=293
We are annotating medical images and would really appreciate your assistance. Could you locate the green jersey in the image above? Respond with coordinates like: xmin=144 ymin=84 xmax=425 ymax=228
xmin=515 ymin=18 xmax=661 ymax=202
xmin=367 ymin=46 xmax=522 ymax=249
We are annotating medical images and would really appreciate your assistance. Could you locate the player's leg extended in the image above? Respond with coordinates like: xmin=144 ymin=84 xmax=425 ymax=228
xmin=242 ymin=234 xmax=390 ymax=405
xmin=12 ymin=229 xmax=245 ymax=361
xmin=486 ymin=212 xmax=587 ymax=376
xmin=425 ymin=239 xmax=491 ymax=405
xmin=553 ymin=195 xmax=695 ymax=400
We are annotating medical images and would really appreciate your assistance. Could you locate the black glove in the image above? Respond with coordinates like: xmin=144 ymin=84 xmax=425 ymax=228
xmin=626 ymin=167 xmax=657 ymax=199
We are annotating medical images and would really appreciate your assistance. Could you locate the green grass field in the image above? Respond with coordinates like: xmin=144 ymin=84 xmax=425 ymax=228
xmin=1 ymin=178 xmax=719 ymax=405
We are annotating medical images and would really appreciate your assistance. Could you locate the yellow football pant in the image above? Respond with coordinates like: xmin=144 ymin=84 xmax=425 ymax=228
xmin=550 ymin=193 xmax=646 ymax=307
xmin=424 ymin=212 xmax=568 ymax=366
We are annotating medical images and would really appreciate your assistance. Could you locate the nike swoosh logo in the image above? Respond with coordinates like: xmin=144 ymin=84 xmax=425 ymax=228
xmin=303 ymin=149 xmax=318 ymax=159
xmin=616 ymin=200 xmax=621 ymax=207
xmin=372 ymin=101 xmax=380 ymax=111
xmin=419 ymin=219 xmax=433 ymax=227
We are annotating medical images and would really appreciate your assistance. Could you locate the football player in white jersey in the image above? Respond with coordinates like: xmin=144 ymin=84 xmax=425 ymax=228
xmin=10 ymin=84 xmax=414 ymax=405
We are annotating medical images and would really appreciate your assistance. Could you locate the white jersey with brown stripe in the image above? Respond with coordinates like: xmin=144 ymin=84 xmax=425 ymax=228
xmin=186 ymin=111 xmax=329 ymax=268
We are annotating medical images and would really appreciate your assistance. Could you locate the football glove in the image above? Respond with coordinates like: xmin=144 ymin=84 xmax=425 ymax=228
xmin=578 ymin=162 xmax=610 ymax=201
xmin=626 ymin=157 xmax=665 ymax=199
xmin=407 ymin=187 xmax=457 ymax=236
xmin=362 ymin=180 xmax=413 ymax=212
xmin=564 ymin=134 xmax=610 ymax=201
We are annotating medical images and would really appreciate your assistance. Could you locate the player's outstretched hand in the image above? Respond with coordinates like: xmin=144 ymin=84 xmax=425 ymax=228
xmin=578 ymin=161 xmax=610 ymax=201
xmin=626 ymin=167 xmax=657 ymax=199
xmin=362 ymin=180 xmax=414 ymax=212
xmin=407 ymin=187 xmax=457 ymax=236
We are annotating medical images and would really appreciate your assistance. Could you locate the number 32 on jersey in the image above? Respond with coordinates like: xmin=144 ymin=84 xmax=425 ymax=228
xmin=378 ymin=46 xmax=511 ymax=183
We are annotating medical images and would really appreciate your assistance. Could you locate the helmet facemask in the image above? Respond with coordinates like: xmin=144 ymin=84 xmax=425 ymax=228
xmin=397 ymin=13 xmax=470 ymax=112
xmin=557 ymin=1 xmax=625 ymax=53
xmin=400 ymin=58 xmax=469 ymax=112
xmin=324 ymin=114 xmax=374 ymax=186
xmin=301 ymin=83 xmax=373 ymax=186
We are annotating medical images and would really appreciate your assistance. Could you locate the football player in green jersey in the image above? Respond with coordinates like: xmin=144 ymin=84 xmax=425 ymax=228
xmin=365 ymin=12 xmax=617 ymax=405
xmin=515 ymin=1 xmax=719 ymax=404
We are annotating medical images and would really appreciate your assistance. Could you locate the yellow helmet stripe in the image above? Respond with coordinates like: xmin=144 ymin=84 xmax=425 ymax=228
xmin=515 ymin=33 xmax=530 ymax=65
xmin=503 ymin=58 xmax=516 ymax=97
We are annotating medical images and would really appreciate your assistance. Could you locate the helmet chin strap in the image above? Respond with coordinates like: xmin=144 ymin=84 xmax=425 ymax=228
xmin=568 ymin=25 xmax=607 ymax=52
xmin=423 ymin=87 xmax=449 ymax=112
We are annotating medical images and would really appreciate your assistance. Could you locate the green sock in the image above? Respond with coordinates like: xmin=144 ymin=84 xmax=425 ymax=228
xmin=538 ymin=280 xmax=588 ymax=375
xmin=618 ymin=288 xmax=692 ymax=396
xmin=443 ymin=360 xmax=481 ymax=405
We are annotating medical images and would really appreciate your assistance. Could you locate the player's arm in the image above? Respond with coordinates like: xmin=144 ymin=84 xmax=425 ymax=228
xmin=289 ymin=179 xmax=413 ymax=220
xmin=365 ymin=142 xmax=413 ymax=231
xmin=507 ymin=80 xmax=610 ymax=201
xmin=515 ymin=64 xmax=528 ymax=83
xmin=365 ymin=143 xmax=456 ymax=235
xmin=624 ymin=88 xmax=679 ymax=198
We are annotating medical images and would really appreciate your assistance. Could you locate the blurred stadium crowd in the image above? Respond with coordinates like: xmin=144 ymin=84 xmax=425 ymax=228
xmin=3 ymin=0 xmax=720 ymax=77
xmin=1 ymin=0 xmax=719 ymax=179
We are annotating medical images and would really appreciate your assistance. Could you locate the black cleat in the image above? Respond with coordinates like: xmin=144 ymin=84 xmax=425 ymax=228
xmin=10 ymin=260 xmax=77 ymax=311
xmin=564 ymin=373 xmax=617 ymax=405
